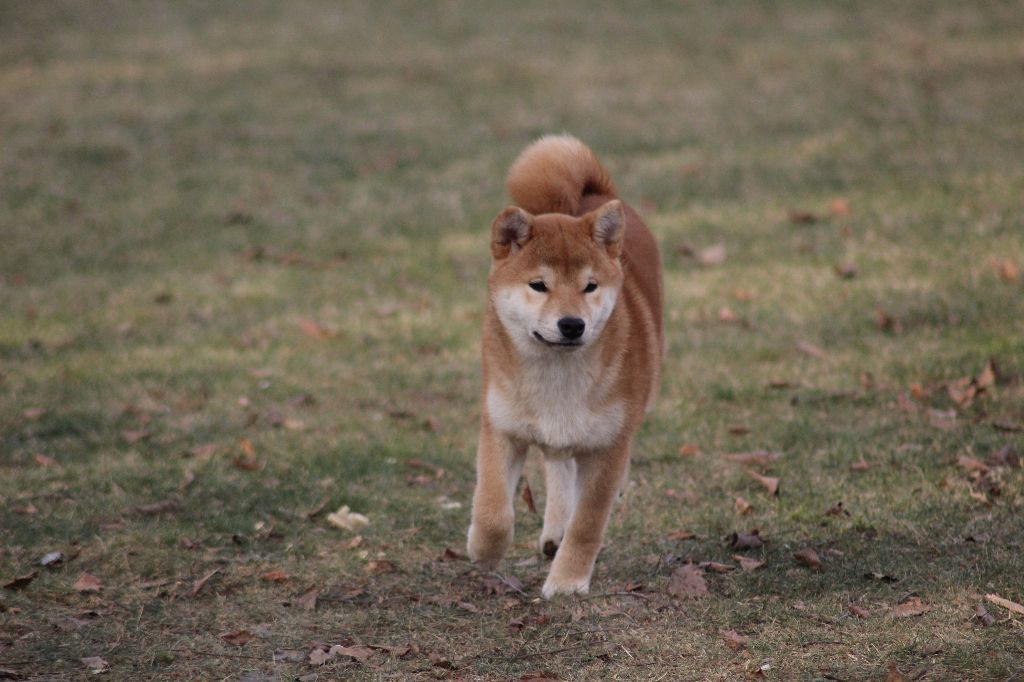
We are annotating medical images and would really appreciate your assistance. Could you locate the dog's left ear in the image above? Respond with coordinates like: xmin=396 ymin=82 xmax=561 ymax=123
xmin=589 ymin=200 xmax=625 ymax=257
xmin=491 ymin=206 xmax=533 ymax=260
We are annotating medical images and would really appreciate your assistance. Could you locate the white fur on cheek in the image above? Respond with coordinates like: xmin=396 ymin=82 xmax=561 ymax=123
xmin=581 ymin=286 xmax=619 ymax=344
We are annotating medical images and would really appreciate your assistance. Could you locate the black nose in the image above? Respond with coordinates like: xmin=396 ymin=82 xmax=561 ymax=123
xmin=557 ymin=317 xmax=586 ymax=340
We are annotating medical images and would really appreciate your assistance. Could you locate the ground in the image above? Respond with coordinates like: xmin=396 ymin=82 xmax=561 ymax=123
xmin=2 ymin=2 xmax=1023 ymax=680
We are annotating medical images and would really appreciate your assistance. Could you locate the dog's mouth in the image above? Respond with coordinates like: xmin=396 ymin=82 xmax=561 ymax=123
xmin=532 ymin=331 xmax=583 ymax=348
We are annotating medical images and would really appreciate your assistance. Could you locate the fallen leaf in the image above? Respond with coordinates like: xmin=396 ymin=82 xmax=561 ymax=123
xmin=829 ymin=198 xmax=851 ymax=217
xmin=439 ymin=547 xmax=465 ymax=562
xmin=724 ymin=451 xmax=781 ymax=467
xmin=295 ymin=588 xmax=318 ymax=611
xmin=729 ymin=530 xmax=765 ymax=550
xmin=787 ymin=209 xmax=820 ymax=224
xmin=521 ymin=480 xmax=537 ymax=513
xmin=13 ymin=503 xmax=37 ymax=515
xmin=985 ymin=593 xmax=1024 ymax=616
xmin=927 ymin=408 xmax=957 ymax=431
xmin=746 ymin=469 xmax=780 ymax=495
xmin=824 ymin=501 xmax=850 ymax=517
xmin=875 ymin=308 xmax=902 ymax=334
xmin=344 ymin=535 xmax=364 ymax=550
xmin=734 ymin=555 xmax=764 ymax=571
xmin=220 ymin=630 xmax=253 ymax=646
xmin=989 ymin=445 xmax=1020 ymax=468
xmin=22 ymin=407 xmax=47 ymax=420
xmin=260 ymin=571 xmax=289 ymax=582
xmin=667 ymin=563 xmax=707 ymax=599
xmin=726 ymin=424 xmax=750 ymax=435
xmin=39 ymin=551 xmax=64 ymax=567
xmin=699 ymin=561 xmax=735 ymax=573
xmin=734 ymin=496 xmax=753 ymax=515
xmin=73 ymin=573 xmax=102 ymax=592
xmin=697 ymin=244 xmax=727 ymax=266
xmin=273 ymin=649 xmax=306 ymax=662
xmin=365 ymin=560 xmax=398 ymax=575
xmin=428 ymin=652 xmax=456 ymax=669
xmin=3 ymin=570 xmax=38 ymax=591
xmin=120 ymin=429 xmax=151 ymax=444
xmin=329 ymin=645 xmax=376 ymax=662
xmin=717 ymin=306 xmax=739 ymax=323
xmin=851 ymin=457 xmax=870 ymax=471
xmin=834 ymin=262 xmax=858 ymax=279
xmin=793 ymin=548 xmax=821 ymax=570
xmin=519 ymin=671 xmax=560 ymax=681
xmin=80 ymin=657 xmax=109 ymax=673
xmin=720 ymin=628 xmax=748 ymax=651
xmin=374 ymin=643 xmax=415 ymax=657
xmin=796 ymin=341 xmax=826 ymax=359
xmin=326 ymin=505 xmax=370 ymax=531
xmin=957 ymin=456 xmax=990 ymax=473
xmin=993 ymin=258 xmax=1019 ymax=282
xmin=678 ymin=443 xmax=700 ymax=457
xmin=309 ymin=647 xmax=331 ymax=666
xmin=975 ymin=603 xmax=995 ymax=626
xmin=849 ymin=604 xmax=870 ymax=619
xmin=891 ymin=596 xmax=929 ymax=618
xmin=190 ymin=568 xmax=220 ymax=597
xmin=34 ymin=454 xmax=57 ymax=467
xmin=298 ymin=318 xmax=333 ymax=340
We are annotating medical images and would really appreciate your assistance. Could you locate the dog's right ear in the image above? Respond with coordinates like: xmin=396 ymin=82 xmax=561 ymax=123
xmin=491 ymin=207 xmax=533 ymax=260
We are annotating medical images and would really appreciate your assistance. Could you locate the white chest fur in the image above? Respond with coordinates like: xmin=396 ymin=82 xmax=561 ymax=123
xmin=486 ymin=353 xmax=624 ymax=451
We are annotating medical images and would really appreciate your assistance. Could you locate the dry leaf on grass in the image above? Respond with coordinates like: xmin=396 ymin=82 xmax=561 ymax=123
xmin=891 ymin=597 xmax=929 ymax=618
xmin=985 ymin=593 xmax=1024 ymax=615
xmin=295 ymin=588 xmax=318 ymax=611
xmin=719 ymin=629 xmax=748 ymax=651
xmin=135 ymin=499 xmax=179 ymax=516
xmin=746 ymin=469 xmax=780 ymax=495
xmin=975 ymin=603 xmax=995 ymax=626
xmin=3 ymin=570 xmax=38 ymax=591
xmin=788 ymin=209 xmax=820 ymax=224
xmin=73 ymin=573 xmax=102 ymax=592
xmin=699 ymin=561 xmax=735 ymax=574
xmin=729 ymin=530 xmax=765 ymax=550
xmin=521 ymin=480 xmax=537 ymax=513
xmin=793 ymin=548 xmax=821 ymax=570
xmin=330 ymin=645 xmax=376 ymax=662
xmin=848 ymin=604 xmax=870 ymax=619
xmin=667 ymin=563 xmax=708 ymax=599
xmin=326 ymin=505 xmax=370 ymax=531
xmin=993 ymin=258 xmax=1019 ymax=282
xmin=734 ymin=555 xmax=764 ymax=571
xmin=734 ymin=496 xmax=753 ymax=515
xmin=678 ymin=443 xmax=700 ymax=457
xmin=957 ymin=456 xmax=990 ymax=473
xmin=80 ymin=656 xmax=109 ymax=673
xmin=365 ymin=560 xmax=398 ymax=575
xmin=260 ymin=571 xmax=289 ymax=582
xmin=851 ymin=457 xmax=870 ymax=471
xmin=220 ymin=630 xmax=253 ymax=646
xmin=190 ymin=568 xmax=220 ymax=597
xmin=40 ymin=551 xmax=64 ymax=567
xmin=697 ymin=244 xmax=727 ymax=266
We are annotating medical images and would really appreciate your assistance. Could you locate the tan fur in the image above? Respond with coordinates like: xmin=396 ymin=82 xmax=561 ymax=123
xmin=467 ymin=135 xmax=663 ymax=598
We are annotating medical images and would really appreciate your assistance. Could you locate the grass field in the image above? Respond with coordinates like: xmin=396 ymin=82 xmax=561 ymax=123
xmin=2 ymin=2 xmax=1024 ymax=680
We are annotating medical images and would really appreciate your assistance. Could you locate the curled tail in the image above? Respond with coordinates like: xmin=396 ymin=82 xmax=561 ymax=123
xmin=506 ymin=134 xmax=616 ymax=216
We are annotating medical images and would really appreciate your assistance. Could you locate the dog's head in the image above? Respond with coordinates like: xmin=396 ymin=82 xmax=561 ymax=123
xmin=487 ymin=200 xmax=625 ymax=355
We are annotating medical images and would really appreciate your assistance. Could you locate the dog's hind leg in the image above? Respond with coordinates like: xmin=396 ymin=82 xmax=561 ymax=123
xmin=538 ymin=456 xmax=577 ymax=558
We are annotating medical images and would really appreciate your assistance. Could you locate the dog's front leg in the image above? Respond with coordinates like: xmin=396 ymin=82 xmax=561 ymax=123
xmin=541 ymin=440 xmax=629 ymax=598
xmin=467 ymin=421 xmax=526 ymax=569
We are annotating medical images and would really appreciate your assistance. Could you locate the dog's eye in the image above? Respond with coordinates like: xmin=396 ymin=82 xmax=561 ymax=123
xmin=529 ymin=281 xmax=548 ymax=293
xmin=583 ymin=281 xmax=598 ymax=293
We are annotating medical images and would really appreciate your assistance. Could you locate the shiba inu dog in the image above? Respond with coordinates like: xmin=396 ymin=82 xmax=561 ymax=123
xmin=467 ymin=135 xmax=663 ymax=598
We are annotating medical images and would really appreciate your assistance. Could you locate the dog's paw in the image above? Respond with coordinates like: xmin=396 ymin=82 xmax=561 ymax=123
xmin=540 ymin=574 xmax=590 ymax=599
xmin=466 ymin=522 xmax=510 ymax=569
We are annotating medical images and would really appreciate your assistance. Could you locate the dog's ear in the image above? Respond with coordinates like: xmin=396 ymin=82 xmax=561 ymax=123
xmin=589 ymin=200 xmax=625 ymax=257
xmin=491 ymin=206 xmax=533 ymax=260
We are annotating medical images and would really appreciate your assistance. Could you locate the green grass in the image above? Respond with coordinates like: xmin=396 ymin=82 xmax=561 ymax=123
xmin=2 ymin=1 xmax=1024 ymax=679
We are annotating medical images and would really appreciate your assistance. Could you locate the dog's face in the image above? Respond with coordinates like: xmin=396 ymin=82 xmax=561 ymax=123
xmin=488 ymin=201 xmax=625 ymax=355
